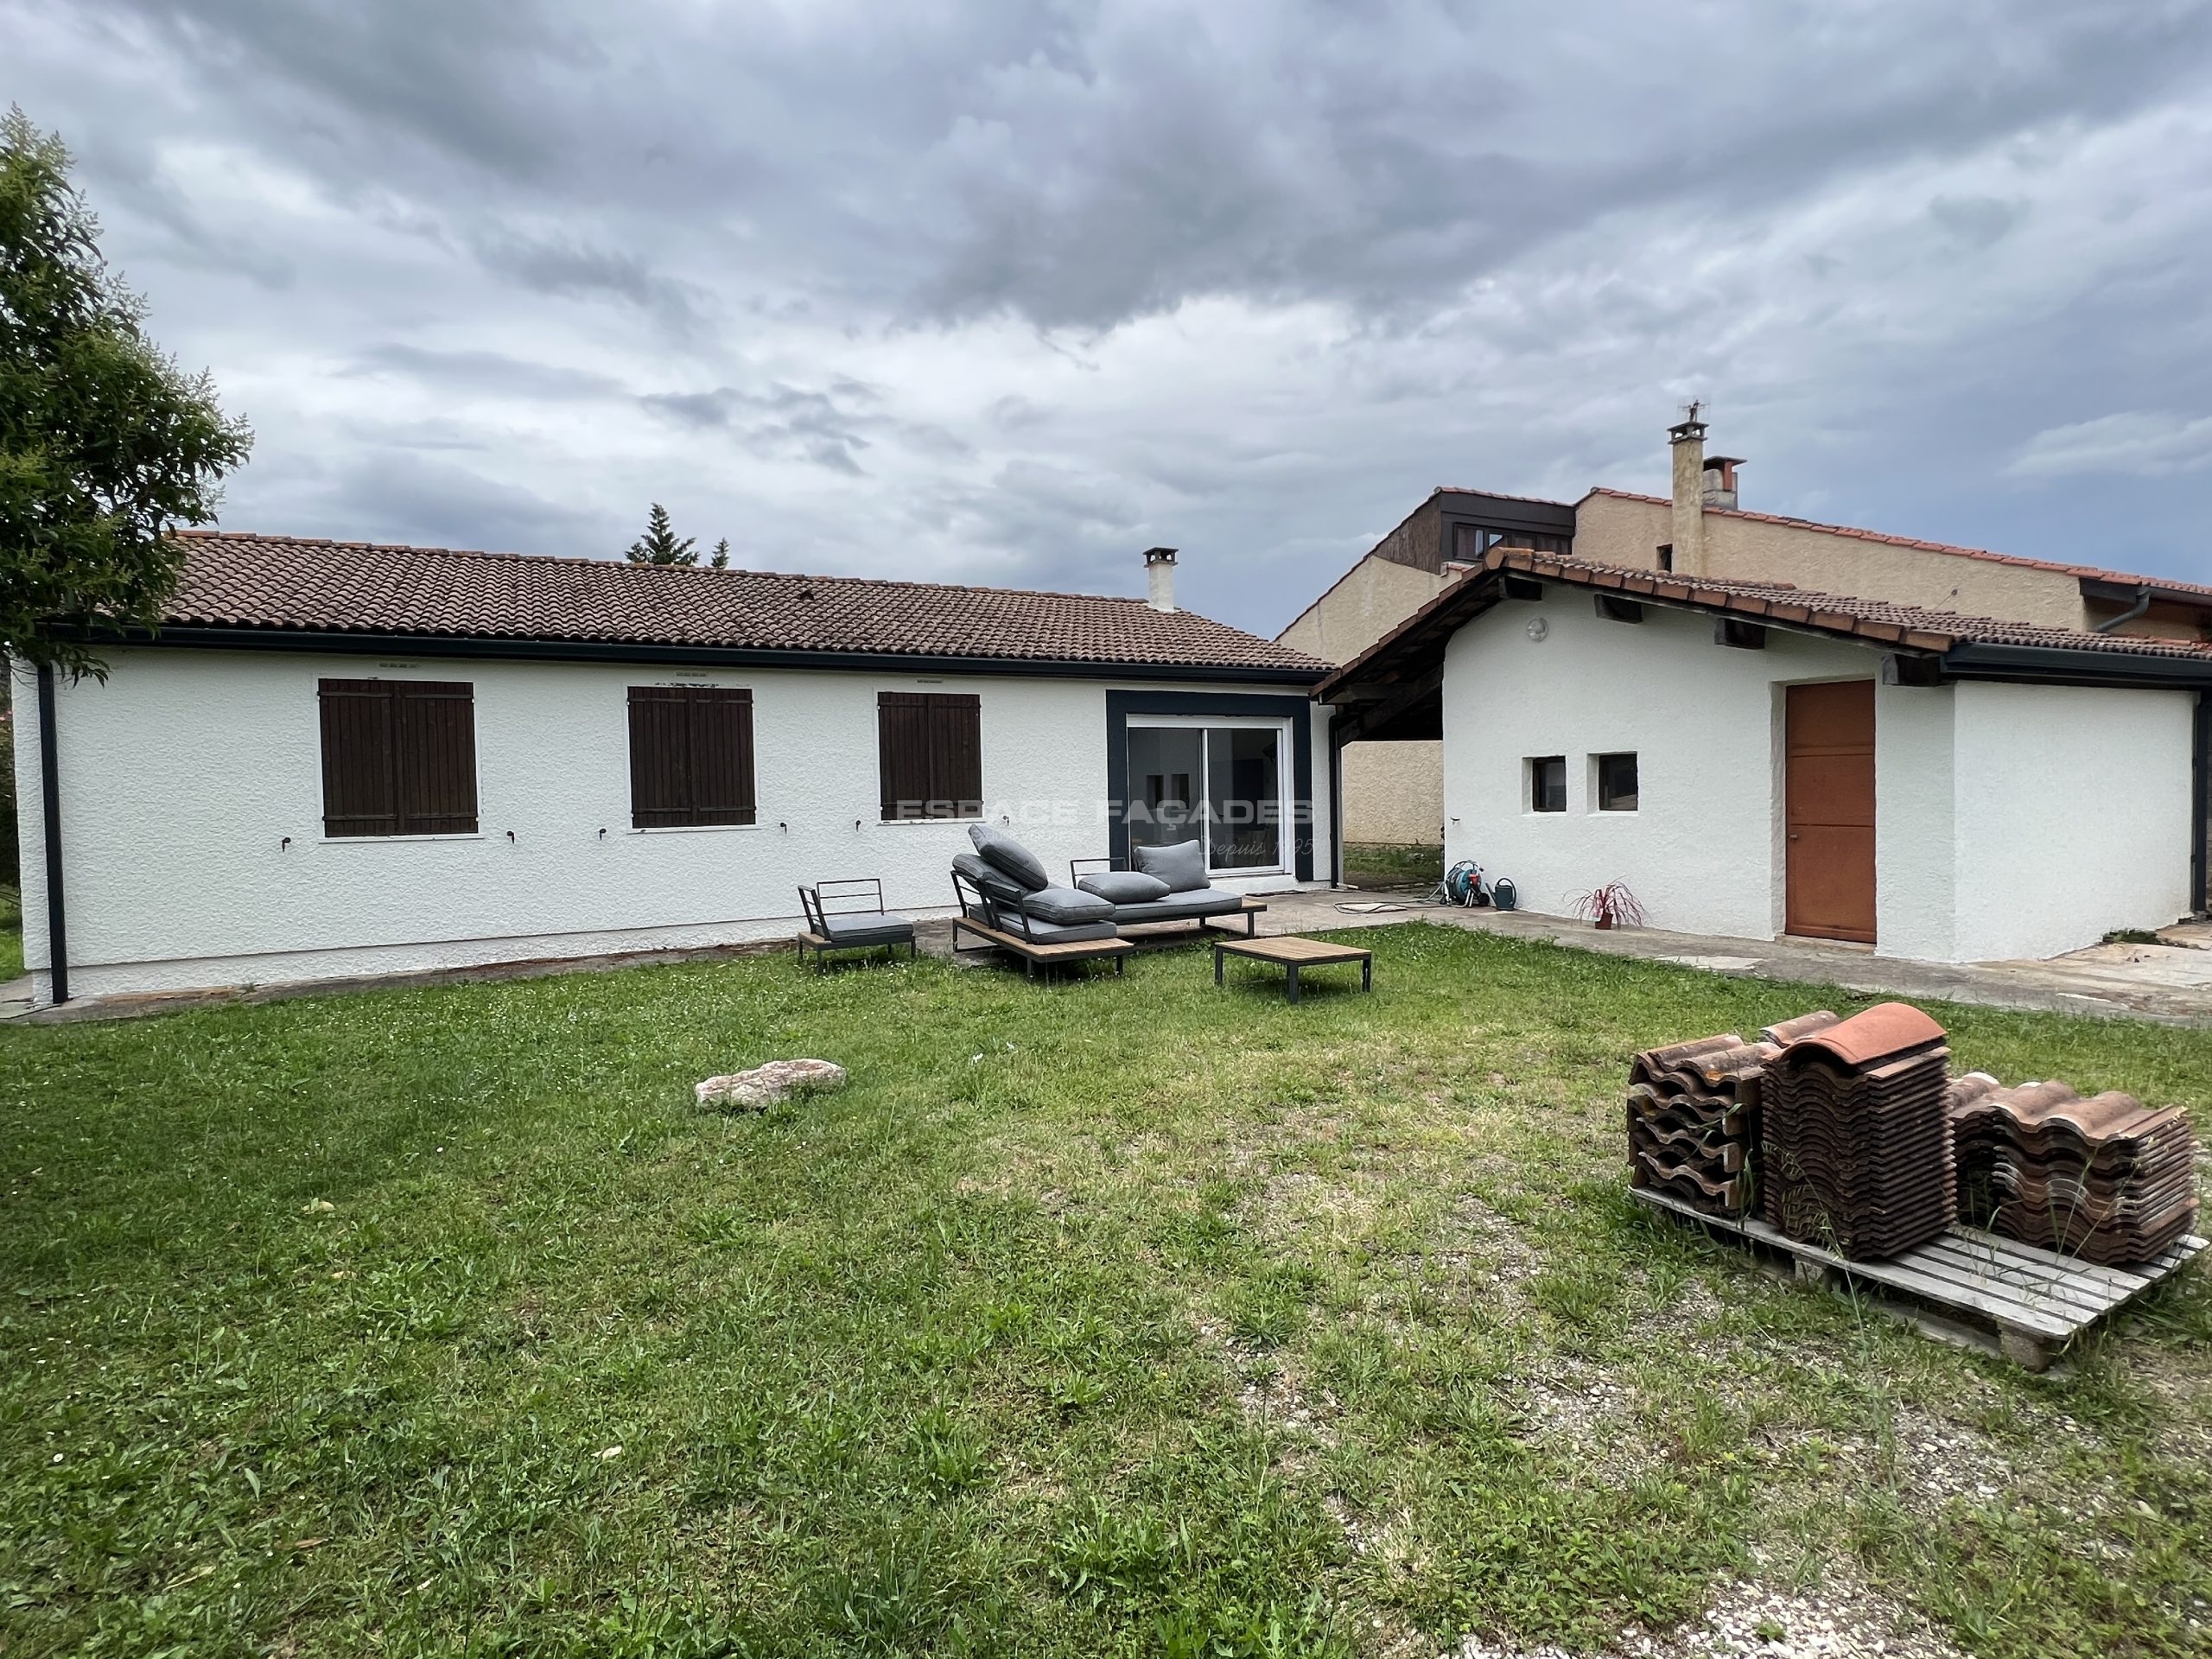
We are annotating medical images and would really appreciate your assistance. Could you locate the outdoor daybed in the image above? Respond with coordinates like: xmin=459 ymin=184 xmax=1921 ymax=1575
xmin=949 ymin=828 xmax=1261 ymax=977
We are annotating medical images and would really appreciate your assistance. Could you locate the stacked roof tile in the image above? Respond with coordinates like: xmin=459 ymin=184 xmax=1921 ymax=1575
xmin=159 ymin=531 xmax=1330 ymax=676
xmin=1760 ymin=1003 xmax=1957 ymax=1261
xmin=1629 ymin=1030 xmax=1777 ymax=1217
xmin=1949 ymin=1076 xmax=2200 ymax=1266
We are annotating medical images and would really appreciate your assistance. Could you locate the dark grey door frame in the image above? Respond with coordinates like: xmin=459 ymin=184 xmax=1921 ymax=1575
xmin=1105 ymin=690 xmax=1314 ymax=880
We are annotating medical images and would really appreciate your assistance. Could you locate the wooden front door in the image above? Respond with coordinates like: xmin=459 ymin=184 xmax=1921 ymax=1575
xmin=1785 ymin=681 xmax=1877 ymax=944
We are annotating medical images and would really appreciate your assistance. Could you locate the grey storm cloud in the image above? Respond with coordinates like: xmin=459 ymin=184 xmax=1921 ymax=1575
xmin=12 ymin=0 xmax=2212 ymax=626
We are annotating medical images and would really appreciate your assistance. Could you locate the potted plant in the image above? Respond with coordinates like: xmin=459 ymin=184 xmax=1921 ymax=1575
xmin=1567 ymin=880 xmax=1647 ymax=931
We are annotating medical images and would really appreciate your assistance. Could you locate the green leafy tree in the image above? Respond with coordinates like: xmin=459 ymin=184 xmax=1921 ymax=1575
xmin=709 ymin=537 xmax=730 ymax=570
xmin=1 ymin=106 xmax=252 ymax=678
xmin=625 ymin=502 xmax=696 ymax=565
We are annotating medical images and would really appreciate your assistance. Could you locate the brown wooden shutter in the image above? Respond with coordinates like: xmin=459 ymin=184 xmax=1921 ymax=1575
xmin=394 ymin=682 xmax=479 ymax=834
xmin=878 ymin=692 xmax=931 ymax=820
xmin=319 ymin=679 xmax=476 ymax=836
xmin=927 ymin=693 xmax=982 ymax=817
xmin=686 ymin=688 xmax=756 ymax=826
xmin=879 ymin=690 xmax=981 ymax=819
xmin=319 ymin=679 xmax=398 ymax=837
xmin=630 ymin=686 xmax=757 ymax=827
xmin=629 ymin=687 xmax=691 ymax=827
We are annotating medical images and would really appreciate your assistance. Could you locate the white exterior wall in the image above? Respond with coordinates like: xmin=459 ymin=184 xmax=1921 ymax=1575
xmin=1440 ymin=595 xmax=1877 ymax=942
xmin=1435 ymin=595 xmax=2196 ymax=963
xmin=1948 ymin=682 xmax=2191 ymax=960
xmin=16 ymin=650 xmax=1330 ymax=1004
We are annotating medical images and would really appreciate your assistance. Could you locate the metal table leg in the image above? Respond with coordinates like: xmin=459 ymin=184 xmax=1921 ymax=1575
xmin=1286 ymin=964 xmax=1300 ymax=1005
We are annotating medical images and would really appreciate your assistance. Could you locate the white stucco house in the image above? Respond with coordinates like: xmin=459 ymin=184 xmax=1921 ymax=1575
xmin=1319 ymin=544 xmax=2212 ymax=963
xmin=13 ymin=533 xmax=1333 ymax=1007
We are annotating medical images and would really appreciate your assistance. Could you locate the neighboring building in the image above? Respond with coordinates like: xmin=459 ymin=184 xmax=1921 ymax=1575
xmin=13 ymin=535 xmax=1332 ymax=1007
xmin=1319 ymin=544 xmax=2212 ymax=963
xmin=1278 ymin=490 xmax=1573 ymax=848
xmin=1285 ymin=413 xmax=2212 ymax=854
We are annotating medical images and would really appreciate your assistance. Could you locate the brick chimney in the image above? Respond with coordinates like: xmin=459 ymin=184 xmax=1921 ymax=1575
xmin=1144 ymin=546 xmax=1178 ymax=613
xmin=1669 ymin=410 xmax=1708 ymax=577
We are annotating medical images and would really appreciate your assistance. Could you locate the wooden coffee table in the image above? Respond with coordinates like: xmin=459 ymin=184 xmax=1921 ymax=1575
xmin=1213 ymin=934 xmax=1373 ymax=1004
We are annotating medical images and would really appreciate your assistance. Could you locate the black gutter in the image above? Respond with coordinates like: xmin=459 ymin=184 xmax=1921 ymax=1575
xmin=85 ymin=625 xmax=1329 ymax=686
xmin=35 ymin=664 xmax=68 ymax=1006
xmin=1940 ymin=641 xmax=2212 ymax=691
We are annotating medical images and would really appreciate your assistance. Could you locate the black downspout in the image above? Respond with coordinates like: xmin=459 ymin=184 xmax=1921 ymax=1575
xmin=2193 ymin=690 xmax=2209 ymax=918
xmin=35 ymin=664 xmax=69 ymax=1005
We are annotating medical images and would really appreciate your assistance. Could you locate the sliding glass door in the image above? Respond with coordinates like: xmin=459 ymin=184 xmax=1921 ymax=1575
xmin=1126 ymin=717 xmax=1289 ymax=874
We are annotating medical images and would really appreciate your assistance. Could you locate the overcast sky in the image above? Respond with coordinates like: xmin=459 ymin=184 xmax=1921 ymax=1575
xmin=13 ymin=0 xmax=2212 ymax=633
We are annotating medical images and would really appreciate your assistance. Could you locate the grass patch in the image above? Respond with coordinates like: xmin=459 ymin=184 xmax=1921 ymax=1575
xmin=0 ymin=925 xmax=2207 ymax=1656
xmin=1341 ymin=842 xmax=1444 ymax=892
xmin=0 ymin=884 xmax=18 ymax=982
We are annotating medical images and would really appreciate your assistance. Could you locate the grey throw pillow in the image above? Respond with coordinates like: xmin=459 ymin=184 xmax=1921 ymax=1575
xmin=952 ymin=852 xmax=1025 ymax=903
xmin=1076 ymin=869 xmax=1171 ymax=905
xmin=1132 ymin=837 xmax=1208 ymax=893
xmin=1020 ymin=885 xmax=1117 ymax=925
xmin=968 ymin=823 xmax=1050 ymax=892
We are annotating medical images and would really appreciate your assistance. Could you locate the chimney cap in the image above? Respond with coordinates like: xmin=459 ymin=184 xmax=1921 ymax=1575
xmin=1143 ymin=545 xmax=1179 ymax=565
xmin=1704 ymin=454 xmax=1745 ymax=468
xmin=1668 ymin=417 xmax=1707 ymax=441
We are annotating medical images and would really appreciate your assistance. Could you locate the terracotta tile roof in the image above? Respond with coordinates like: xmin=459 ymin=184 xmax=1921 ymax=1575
xmin=162 ymin=531 xmax=1328 ymax=677
xmin=1577 ymin=488 xmax=2212 ymax=601
xmin=1492 ymin=549 xmax=2212 ymax=659
xmin=1319 ymin=548 xmax=2212 ymax=704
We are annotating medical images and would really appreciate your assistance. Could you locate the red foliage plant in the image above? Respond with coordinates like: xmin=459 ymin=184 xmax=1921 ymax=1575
xmin=1567 ymin=880 xmax=1648 ymax=931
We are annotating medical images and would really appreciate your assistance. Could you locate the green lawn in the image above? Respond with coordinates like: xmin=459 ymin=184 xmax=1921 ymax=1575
xmin=1 ymin=926 xmax=2207 ymax=1657
xmin=1341 ymin=843 xmax=1445 ymax=893
xmin=0 ymin=882 xmax=20 ymax=982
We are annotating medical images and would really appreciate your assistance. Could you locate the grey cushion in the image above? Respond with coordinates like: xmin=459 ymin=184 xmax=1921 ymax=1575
xmin=968 ymin=823 xmax=1049 ymax=892
xmin=1020 ymin=885 xmax=1116 ymax=925
xmin=1076 ymin=869 xmax=1172 ymax=905
xmin=1111 ymin=887 xmax=1244 ymax=923
xmin=821 ymin=913 xmax=914 ymax=945
xmin=1131 ymin=837 xmax=1208 ymax=893
xmin=952 ymin=852 xmax=1025 ymax=904
xmin=1016 ymin=917 xmax=1121 ymax=944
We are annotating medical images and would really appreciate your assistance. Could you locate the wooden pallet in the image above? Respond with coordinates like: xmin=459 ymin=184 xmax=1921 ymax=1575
xmin=1630 ymin=1185 xmax=2206 ymax=1370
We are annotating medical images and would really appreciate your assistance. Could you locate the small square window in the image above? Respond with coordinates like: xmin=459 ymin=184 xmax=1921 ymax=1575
xmin=1528 ymin=755 xmax=1567 ymax=813
xmin=1596 ymin=752 xmax=1639 ymax=812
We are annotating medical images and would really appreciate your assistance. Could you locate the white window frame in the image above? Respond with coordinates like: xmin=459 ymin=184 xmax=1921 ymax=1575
xmin=1126 ymin=713 xmax=1295 ymax=877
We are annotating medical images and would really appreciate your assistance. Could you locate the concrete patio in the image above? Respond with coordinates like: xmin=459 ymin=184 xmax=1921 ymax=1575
xmin=1247 ymin=890 xmax=2212 ymax=1027
xmin=8 ymin=893 xmax=2211 ymax=1026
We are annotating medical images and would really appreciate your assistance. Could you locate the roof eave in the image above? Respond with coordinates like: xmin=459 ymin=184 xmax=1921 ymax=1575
xmin=89 ymin=623 xmax=1330 ymax=684
xmin=1939 ymin=641 xmax=2212 ymax=690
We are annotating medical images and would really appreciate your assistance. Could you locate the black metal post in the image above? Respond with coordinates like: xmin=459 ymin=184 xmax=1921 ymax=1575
xmin=35 ymin=663 xmax=69 ymax=1005
xmin=2193 ymin=690 xmax=2209 ymax=918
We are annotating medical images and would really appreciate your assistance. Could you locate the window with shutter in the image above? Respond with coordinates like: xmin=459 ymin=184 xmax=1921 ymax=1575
xmin=627 ymin=686 xmax=756 ymax=828
xmin=318 ymin=679 xmax=479 ymax=836
xmin=878 ymin=691 xmax=982 ymax=819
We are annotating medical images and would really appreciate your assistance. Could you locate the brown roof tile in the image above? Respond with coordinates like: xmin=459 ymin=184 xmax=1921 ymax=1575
xmin=162 ymin=531 xmax=1328 ymax=677
xmin=1319 ymin=548 xmax=2212 ymax=705
xmin=1495 ymin=549 xmax=2212 ymax=660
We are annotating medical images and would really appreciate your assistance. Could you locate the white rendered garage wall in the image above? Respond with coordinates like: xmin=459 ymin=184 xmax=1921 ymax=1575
xmin=1438 ymin=595 xmax=1880 ymax=940
xmin=1948 ymin=680 xmax=2191 ymax=961
xmin=1871 ymin=682 xmax=1958 ymax=961
xmin=17 ymin=650 xmax=1323 ymax=1002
